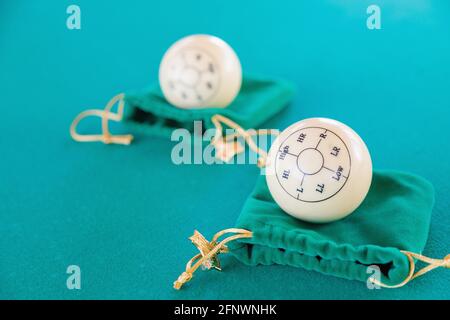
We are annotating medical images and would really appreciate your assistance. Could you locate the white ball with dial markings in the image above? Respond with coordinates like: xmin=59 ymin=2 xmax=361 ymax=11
xmin=159 ymin=34 xmax=242 ymax=109
xmin=266 ymin=118 xmax=372 ymax=223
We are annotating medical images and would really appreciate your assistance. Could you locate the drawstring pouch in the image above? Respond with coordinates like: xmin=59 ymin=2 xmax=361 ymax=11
xmin=227 ymin=171 xmax=443 ymax=288
xmin=70 ymin=75 xmax=295 ymax=143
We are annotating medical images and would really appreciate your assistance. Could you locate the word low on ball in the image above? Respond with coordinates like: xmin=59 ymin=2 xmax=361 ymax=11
xmin=265 ymin=118 xmax=373 ymax=223
xmin=159 ymin=34 xmax=242 ymax=109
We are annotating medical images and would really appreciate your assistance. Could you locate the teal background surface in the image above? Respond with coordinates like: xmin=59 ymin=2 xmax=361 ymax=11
xmin=0 ymin=0 xmax=449 ymax=299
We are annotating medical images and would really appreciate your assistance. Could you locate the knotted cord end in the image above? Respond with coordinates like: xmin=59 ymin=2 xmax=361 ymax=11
xmin=210 ymin=114 xmax=276 ymax=167
xmin=257 ymin=157 xmax=266 ymax=168
xmin=189 ymin=230 xmax=228 ymax=271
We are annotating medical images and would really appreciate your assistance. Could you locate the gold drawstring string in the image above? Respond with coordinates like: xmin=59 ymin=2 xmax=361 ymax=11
xmin=370 ymin=251 xmax=449 ymax=288
xmin=173 ymin=228 xmax=253 ymax=290
xmin=70 ymin=93 xmax=133 ymax=145
xmin=210 ymin=114 xmax=278 ymax=168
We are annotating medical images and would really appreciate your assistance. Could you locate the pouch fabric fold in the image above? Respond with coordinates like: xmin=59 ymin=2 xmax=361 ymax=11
xmin=123 ymin=75 xmax=295 ymax=138
xmin=229 ymin=170 xmax=434 ymax=286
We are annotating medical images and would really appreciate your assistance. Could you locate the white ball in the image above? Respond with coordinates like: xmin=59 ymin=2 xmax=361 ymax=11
xmin=159 ymin=34 xmax=242 ymax=109
xmin=265 ymin=118 xmax=372 ymax=223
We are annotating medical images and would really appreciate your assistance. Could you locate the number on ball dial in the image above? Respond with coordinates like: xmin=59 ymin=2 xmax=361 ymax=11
xmin=159 ymin=34 xmax=242 ymax=109
xmin=266 ymin=118 xmax=372 ymax=223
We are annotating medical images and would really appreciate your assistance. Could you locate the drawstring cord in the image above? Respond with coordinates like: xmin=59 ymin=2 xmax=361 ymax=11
xmin=370 ymin=251 xmax=449 ymax=288
xmin=70 ymin=93 xmax=133 ymax=145
xmin=210 ymin=114 xmax=278 ymax=168
xmin=173 ymin=228 xmax=253 ymax=290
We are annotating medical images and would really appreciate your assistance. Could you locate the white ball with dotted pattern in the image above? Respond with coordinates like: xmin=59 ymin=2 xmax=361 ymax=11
xmin=159 ymin=34 xmax=242 ymax=109
xmin=265 ymin=118 xmax=372 ymax=223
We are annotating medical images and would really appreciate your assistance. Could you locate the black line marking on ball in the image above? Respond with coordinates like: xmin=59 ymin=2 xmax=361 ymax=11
xmin=277 ymin=150 xmax=299 ymax=158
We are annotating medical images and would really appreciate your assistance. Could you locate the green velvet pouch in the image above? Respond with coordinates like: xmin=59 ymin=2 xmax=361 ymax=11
xmin=123 ymin=75 xmax=295 ymax=138
xmin=229 ymin=170 xmax=435 ymax=286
